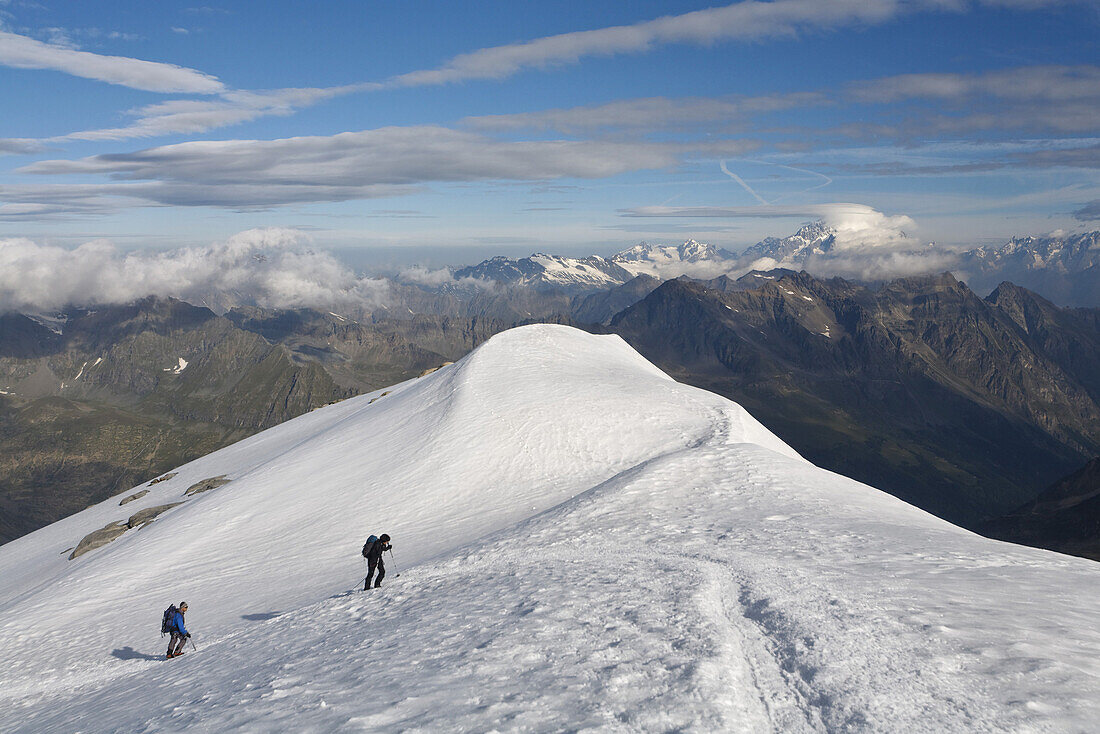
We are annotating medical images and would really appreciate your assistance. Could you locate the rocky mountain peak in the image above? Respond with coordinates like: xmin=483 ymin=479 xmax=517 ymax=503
xmin=741 ymin=221 xmax=837 ymax=264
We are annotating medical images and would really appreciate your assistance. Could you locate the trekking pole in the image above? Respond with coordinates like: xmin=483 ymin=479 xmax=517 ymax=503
xmin=190 ymin=636 xmax=197 ymax=652
xmin=389 ymin=549 xmax=401 ymax=578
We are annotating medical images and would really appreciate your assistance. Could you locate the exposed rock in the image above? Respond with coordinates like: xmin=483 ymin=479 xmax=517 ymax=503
xmin=119 ymin=489 xmax=149 ymax=505
xmin=368 ymin=391 xmax=392 ymax=404
xmin=148 ymin=472 xmax=178 ymax=486
xmin=418 ymin=362 xmax=453 ymax=377
xmin=127 ymin=503 xmax=183 ymax=529
xmin=184 ymin=476 xmax=231 ymax=496
xmin=69 ymin=521 xmax=129 ymax=559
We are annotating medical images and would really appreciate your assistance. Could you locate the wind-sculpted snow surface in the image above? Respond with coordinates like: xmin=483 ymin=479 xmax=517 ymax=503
xmin=0 ymin=325 xmax=1097 ymax=732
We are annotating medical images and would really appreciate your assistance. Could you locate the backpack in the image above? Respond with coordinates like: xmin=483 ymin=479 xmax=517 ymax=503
xmin=161 ymin=605 xmax=178 ymax=635
xmin=361 ymin=534 xmax=379 ymax=558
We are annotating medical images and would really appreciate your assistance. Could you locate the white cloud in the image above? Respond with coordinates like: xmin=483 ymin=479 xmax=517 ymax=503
xmin=845 ymin=65 xmax=1100 ymax=136
xmin=849 ymin=64 xmax=1100 ymax=104
xmin=0 ymin=138 xmax=44 ymax=154
xmin=465 ymin=93 xmax=826 ymax=134
xmin=396 ymin=265 xmax=491 ymax=290
xmin=50 ymin=86 xmax=366 ymax=142
xmin=820 ymin=204 xmax=915 ymax=250
xmin=799 ymin=246 xmax=959 ymax=280
xmin=624 ymin=202 xmax=939 ymax=279
xmin=10 ymin=126 xmax=752 ymax=213
xmin=387 ymin=0 xmax=905 ymax=89
xmin=0 ymin=228 xmax=391 ymax=313
xmin=0 ymin=29 xmax=224 ymax=93
xmin=384 ymin=0 xmax=1077 ymax=91
xmin=2 ymin=5 xmax=1083 ymax=149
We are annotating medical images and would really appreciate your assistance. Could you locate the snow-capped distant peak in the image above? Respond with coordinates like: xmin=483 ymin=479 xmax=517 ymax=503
xmin=609 ymin=239 xmax=739 ymax=279
xmin=612 ymin=238 xmax=726 ymax=264
xmin=676 ymin=238 xmax=716 ymax=261
xmin=740 ymin=221 xmax=837 ymax=266
xmin=453 ymin=253 xmax=634 ymax=293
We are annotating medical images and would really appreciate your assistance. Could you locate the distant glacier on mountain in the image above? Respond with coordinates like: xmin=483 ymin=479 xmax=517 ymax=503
xmin=438 ymin=225 xmax=1100 ymax=307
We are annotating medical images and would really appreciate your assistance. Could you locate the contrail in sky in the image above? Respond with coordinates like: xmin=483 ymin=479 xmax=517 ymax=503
xmin=720 ymin=159 xmax=769 ymax=205
xmin=767 ymin=163 xmax=833 ymax=203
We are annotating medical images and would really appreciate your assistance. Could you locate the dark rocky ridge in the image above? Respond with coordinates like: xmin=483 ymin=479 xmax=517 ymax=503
xmin=607 ymin=271 xmax=1100 ymax=528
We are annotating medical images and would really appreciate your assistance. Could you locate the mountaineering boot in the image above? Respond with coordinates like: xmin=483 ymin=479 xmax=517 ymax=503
xmin=166 ymin=652 xmax=174 ymax=659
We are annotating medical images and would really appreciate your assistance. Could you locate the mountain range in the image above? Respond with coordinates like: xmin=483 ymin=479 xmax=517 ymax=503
xmin=606 ymin=270 xmax=1100 ymax=529
xmin=441 ymin=225 xmax=1100 ymax=309
xmin=3 ymin=224 xmax=1100 ymax=562
xmin=956 ymin=230 xmax=1100 ymax=307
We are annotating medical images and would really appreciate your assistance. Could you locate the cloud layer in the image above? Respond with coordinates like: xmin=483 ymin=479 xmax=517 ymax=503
xmin=625 ymin=202 xmax=914 ymax=245
xmin=465 ymin=93 xmax=826 ymax=134
xmin=0 ymin=29 xmax=224 ymax=93
xmin=389 ymin=0 xmax=904 ymax=89
xmin=624 ymin=202 xmax=951 ymax=279
xmin=9 ymin=127 xmax=752 ymax=213
xmin=0 ymin=228 xmax=390 ymax=313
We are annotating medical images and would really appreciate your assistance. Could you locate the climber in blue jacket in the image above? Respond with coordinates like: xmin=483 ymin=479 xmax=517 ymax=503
xmin=166 ymin=601 xmax=190 ymax=659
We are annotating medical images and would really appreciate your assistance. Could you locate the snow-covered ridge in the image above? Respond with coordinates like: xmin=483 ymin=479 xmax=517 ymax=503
xmin=963 ymin=230 xmax=1100 ymax=273
xmin=612 ymin=238 xmax=734 ymax=266
xmin=451 ymin=240 xmax=743 ymax=288
xmin=452 ymin=252 xmax=635 ymax=291
xmin=0 ymin=325 xmax=1097 ymax=731
xmin=741 ymin=221 xmax=837 ymax=268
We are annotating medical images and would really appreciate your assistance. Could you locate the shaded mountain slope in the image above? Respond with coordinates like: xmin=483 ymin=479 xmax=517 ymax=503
xmin=0 ymin=298 xmax=350 ymax=542
xmin=981 ymin=457 xmax=1100 ymax=561
xmin=608 ymin=272 xmax=1100 ymax=526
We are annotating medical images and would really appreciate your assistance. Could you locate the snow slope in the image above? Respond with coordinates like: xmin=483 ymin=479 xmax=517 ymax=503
xmin=0 ymin=325 xmax=1097 ymax=732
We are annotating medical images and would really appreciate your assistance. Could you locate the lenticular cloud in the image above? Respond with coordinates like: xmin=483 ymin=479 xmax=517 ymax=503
xmin=0 ymin=228 xmax=389 ymax=313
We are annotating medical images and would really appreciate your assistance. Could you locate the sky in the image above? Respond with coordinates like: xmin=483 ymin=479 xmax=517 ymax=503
xmin=0 ymin=0 xmax=1099 ymax=272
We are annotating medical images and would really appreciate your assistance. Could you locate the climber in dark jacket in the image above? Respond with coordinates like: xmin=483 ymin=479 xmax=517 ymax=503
xmin=166 ymin=601 xmax=190 ymax=659
xmin=365 ymin=534 xmax=391 ymax=590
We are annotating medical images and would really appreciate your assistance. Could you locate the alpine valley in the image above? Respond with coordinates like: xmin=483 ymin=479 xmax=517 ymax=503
xmin=2 ymin=225 xmax=1100 ymax=566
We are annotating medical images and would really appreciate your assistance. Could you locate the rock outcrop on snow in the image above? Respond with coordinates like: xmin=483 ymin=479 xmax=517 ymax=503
xmin=69 ymin=520 xmax=130 ymax=559
xmin=126 ymin=503 xmax=183 ymax=529
xmin=184 ymin=476 xmax=231 ymax=496
xmin=118 ymin=490 xmax=149 ymax=506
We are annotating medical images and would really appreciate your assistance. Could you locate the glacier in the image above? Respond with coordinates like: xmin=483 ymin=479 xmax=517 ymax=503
xmin=0 ymin=325 xmax=1097 ymax=732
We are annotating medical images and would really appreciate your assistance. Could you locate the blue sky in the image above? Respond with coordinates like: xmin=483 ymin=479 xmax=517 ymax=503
xmin=0 ymin=0 xmax=1098 ymax=267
